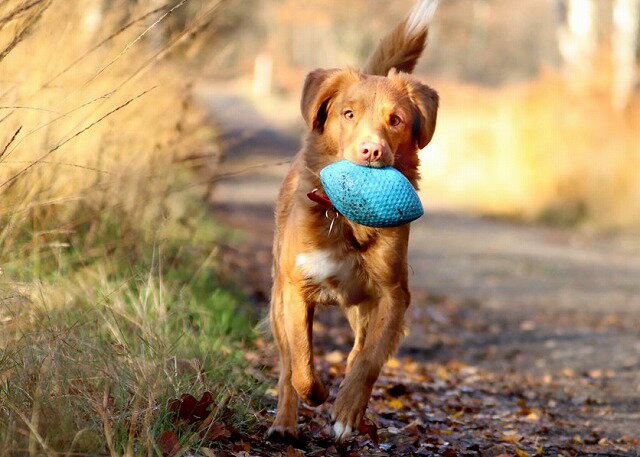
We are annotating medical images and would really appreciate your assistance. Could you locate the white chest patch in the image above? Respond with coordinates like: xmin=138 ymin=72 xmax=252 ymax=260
xmin=295 ymin=250 xmax=342 ymax=283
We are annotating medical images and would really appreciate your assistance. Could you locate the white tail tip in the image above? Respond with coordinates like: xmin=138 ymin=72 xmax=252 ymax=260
xmin=406 ymin=0 xmax=440 ymax=36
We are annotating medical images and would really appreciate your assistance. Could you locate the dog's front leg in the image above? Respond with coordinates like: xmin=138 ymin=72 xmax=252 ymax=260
xmin=332 ymin=286 xmax=409 ymax=441
xmin=282 ymin=283 xmax=329 ymax=407
xmin=268 ymin=279 xmax=300 ymax=439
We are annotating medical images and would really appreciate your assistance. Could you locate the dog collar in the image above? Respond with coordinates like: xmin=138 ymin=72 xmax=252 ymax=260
xmin=307 ymin=188 xmax=335 ymax=211
xmin=307 ymin=188 xmax=340 ymax=235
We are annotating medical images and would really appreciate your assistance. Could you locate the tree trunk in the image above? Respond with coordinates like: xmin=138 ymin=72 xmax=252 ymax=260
xmin=556 ymin=0 xmax=597 ymax=81
xmin=612 ymin=0 xmax=640 ymax=110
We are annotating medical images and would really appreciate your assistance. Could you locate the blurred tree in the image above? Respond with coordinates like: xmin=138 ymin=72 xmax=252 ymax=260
xmin=611 ymin=0 xmax=640 ymax=110
xmin=464 ymin=0 xmax=491 ymax=81
xmin=81 ymin=0 xmax=105 ymax=37
xmin=556 ymin=0 xmax=597 ymax=81
xmin=74 ymin=0 xmax=263 ymax=75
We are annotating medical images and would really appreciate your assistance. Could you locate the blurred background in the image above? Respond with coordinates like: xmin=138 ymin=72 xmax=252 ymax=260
xmin=1 ymin=0 xmax=639 ymax=454
xmin=201 ymin=0 xmax=640 ymax=227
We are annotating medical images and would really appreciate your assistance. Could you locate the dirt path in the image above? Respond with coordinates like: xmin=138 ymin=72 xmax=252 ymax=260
xmin=198 ymin=83 xmax=640 ymax=456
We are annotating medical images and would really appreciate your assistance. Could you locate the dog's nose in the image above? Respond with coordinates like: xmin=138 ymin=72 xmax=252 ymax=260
xmin=359 ymin=142 xmax=383 ymax=162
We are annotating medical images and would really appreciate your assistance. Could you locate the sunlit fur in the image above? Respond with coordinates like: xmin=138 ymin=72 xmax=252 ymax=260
xmin=268 ymin=0 xmax=440 ymax=442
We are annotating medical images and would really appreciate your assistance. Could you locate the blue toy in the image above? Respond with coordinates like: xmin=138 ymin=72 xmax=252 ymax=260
xmin=319 ymin=160 xmax=424 ymax=228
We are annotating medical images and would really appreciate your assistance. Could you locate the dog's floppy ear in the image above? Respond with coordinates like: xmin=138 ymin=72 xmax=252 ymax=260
xmin=301 ymin=68 xmax=358 ymax=132
xmin=405 ymin=79 xmax=439 ymax=149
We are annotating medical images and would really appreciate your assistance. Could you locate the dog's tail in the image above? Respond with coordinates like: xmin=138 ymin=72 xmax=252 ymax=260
xmin=363 ymin=0 xmax=439 ymax=76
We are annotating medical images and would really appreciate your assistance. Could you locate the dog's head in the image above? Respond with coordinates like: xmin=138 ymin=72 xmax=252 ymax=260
xmin=301 ymin=68 xmax=438 ymax=170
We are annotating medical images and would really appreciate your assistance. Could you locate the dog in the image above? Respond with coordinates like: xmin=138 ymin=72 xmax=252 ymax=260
xmin=268 ymin=0 xmax=440 ymax=442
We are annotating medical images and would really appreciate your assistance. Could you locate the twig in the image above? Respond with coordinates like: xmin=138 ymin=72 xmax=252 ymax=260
xmin=113 ymin=0 xmax=224 ymax=96
xmin=1 ymin=160 xmax=109 ymax=174
xmin=83 ymin=0 xmax=190 ymax=87
xmin=4 ymin=400 xmax=54 ymax=457
xmin=0 ymin=1 xmax=48 ymax=63
xmin=0 ymin=111 xmax=14 ymax=125
xmin=0 ymin=126 xmax=21 ymax=160
xmin=97 ymin=387 xmax=118 ymax=457
xmin=0 ymin=106 xmax=60 ymax=114
xmin=0 ymin=0 xmax=46 ymax=27
xmin=173 ymin=159 xmax=293 ymax=193
xmin=44 ymin=1 xmax=171 ymax=87
xmin=0 ymin=90 xmax=115 ymax=162
xmin=55 ymin=0 xmax=222 ymax=155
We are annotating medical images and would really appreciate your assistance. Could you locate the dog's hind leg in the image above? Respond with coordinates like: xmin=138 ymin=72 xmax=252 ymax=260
xmin=344 ymin=301 xmax=374 ymax=374
xmin=267 ymin=280 xmax=300 ymax=439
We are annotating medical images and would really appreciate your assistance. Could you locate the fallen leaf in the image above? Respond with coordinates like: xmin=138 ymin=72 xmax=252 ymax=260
xmin=169 ymin=392 xmax=215 ymax=424
xmin=325 ymin=350 xmax=344 ymax=364
xmin=157 ymin=431 xmax=180 ymax=457
xmin=435 ymin=366 xmax=450 ymax=380
xmin=284 ymin=445 xmax=305 ymax=457
xmin=388 ymin=399 xmax=404 ymax=409
xmin=178 ymin=393 xmax=197 ymax=419
xmin=588 ymin=369 xmax=603 ymax=378
xmin=400 ymin=420 xmax=422 ymax=435
xmin=525 ymin=411 xmax=540 ymax=421
xmin=387 ymin=383 xmax=409 ymax=397
xmin=501 ymin=433 xmax=520 ymax=444
xmin=232 ymin=441 xmax=251 ymax=452
xmin=386 ymin=358 xmax=401 ymax=369
xmin=202 ymin=421 xmax=231 ymax=441
xmin=358 ymin=419 xmax=379 ymax=446
xmin=265 ymin=387 xmax=278 ymax=397
xmin=194 ymin=391 xmax=215 ymax=418
xmin=516 ymin=448 xmax=531 ymax=457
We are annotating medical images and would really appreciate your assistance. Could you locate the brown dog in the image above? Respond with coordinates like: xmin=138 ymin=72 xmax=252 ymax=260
xmin=268 ymin=0 xmax=440 ymax=442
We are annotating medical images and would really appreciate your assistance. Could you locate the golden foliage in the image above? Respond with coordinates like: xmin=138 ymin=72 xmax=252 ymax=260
xmin=421 ymin=67 xmax=640 ymax=226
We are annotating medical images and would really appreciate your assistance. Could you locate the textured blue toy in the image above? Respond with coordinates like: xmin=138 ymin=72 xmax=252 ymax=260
xmin=320 ymin=160 xmax=424 ymax=228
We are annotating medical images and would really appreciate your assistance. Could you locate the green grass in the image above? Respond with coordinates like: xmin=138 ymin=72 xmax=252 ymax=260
xmin=0 ymin=192 xmax=264 ymax=456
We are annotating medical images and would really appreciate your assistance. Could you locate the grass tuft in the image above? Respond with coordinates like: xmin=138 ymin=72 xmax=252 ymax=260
xmin=0 ymin=1 xmax=261 ymax=455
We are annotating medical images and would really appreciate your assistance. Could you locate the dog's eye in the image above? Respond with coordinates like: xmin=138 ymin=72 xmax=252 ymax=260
xmin=343 ymin=110 xmax=355 ymax=120
xmin=389 ymin=114 xmax=402 ymax=127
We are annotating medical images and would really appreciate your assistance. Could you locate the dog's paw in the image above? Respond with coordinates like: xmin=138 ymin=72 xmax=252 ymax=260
xmin=331 ymin=384 xmax=369 ymax=442
xmin=266 ymin=424 xmax=298 ymax=442
xmin=304 ymin=379 xmax=329 ymax=407
xmin=332 ymin=420 xmax=355 ymax=442
xmin=292 ymin=375 xmax=329 ymax=407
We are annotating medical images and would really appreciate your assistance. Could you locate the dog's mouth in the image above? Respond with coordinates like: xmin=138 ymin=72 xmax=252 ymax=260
xmin=364 ymin=159 xmax=388 ymax=168
xmin=342 ymin=154 xmax=394 ymax=169
xmin=346 ymin=158 xmax=392 ymax=169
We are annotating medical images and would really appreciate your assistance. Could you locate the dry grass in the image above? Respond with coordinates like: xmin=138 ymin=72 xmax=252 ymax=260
xmin=0 ymin=1 xmax=216 ymax=265
xmin=420 ymin=65 xmax=640 ymax=227
xmin=0 ymin=1 xmax=260 ymax=455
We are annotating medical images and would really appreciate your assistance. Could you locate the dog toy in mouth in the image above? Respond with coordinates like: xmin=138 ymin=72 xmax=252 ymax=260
xmin=319 ymin=160 xmax=424 ymax=228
